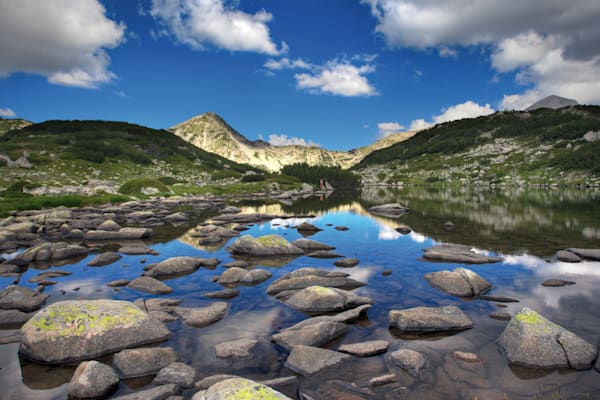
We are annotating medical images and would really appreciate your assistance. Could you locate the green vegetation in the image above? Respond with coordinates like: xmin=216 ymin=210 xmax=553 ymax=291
xmin=0 ymin=117 xmax=31 ymax=136
xmin=282 ymin=163 xmax=360 ymax=188
xmin=0 ymin=192 xmax=130 ymax=217
xmin=118 ymin=178 xmax=170 ymax=195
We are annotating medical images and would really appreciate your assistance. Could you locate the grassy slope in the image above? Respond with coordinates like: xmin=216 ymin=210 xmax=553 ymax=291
xmin=356 ymin=106 xmax=600 ymax=185
xmin=0 ymin=118 xmax=32 ymax=136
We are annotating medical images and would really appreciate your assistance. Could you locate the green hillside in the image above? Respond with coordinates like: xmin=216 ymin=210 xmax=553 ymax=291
xmin=0 ymin=117 xmax=31 ymax=135
xmin=356 ymin=106 xmax=600 ymax=186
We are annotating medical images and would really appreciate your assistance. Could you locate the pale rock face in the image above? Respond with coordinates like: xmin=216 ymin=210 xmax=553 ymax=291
xmin=169 ymin=112 xmax=414 ymax=172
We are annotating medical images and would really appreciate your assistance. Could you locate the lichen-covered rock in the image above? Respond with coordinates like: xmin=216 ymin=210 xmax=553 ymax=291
xmin=203 ymin=377 xmax=292 ymax=400
xmin=284 ymin=286 xmax=372 ymax=314
xmin=497 ymin=307 xmax=597 ymax=370
xmin=143 ymin=257 xmax=217 ymax=279
xmin=113 ymin=347 xmax=178 ymax=378
xmin=424 ymin=267 xmax=491 ymax=297
xmin=389 ymin=305 xmax=473 ymax=333
xmin=19 ymin=300 xmax=170 ymax=364
xmin=285 ymin=345 xmax=350 ymax=376
xmin=68 ymin=361 xmax=119 ymax=399
xmin=87 ymin=252 xmax=122 ymax=267
xmin=227 ymin=235 xmax=304 ymax=257
xmin=422 ymin=244 xmax=503 ymax=264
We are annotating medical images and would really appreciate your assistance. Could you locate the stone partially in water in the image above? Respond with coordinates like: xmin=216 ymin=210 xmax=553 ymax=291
xmin=292 ymin=238 xmax=335 ymax=252
xmin=285 ymin=345 xmax=350 ymax=376
xmin=128 ymin=276 xmax=173 ymax=294
xmin=555 ymin=250 xmax=582 ymax=263
xmin=174 ymin=302 xmax=228 ymax=327
xmin=389 ymin=305 xmax=473 ymax=333
xmin=87 ymin=252 xmax=122 ymax=267
xmin=424 ymin=267 xmax=491 ymax=297
xmin=284 ymin=286 xmax=372 ymax=314
xmin=266 ymin=268 xmax=365 ymax=295
xmin=68 ymin=360 xmax=119 ymax=399
xmin=338 ymin=340 xmax=390 ymax=357
xmin=143 ymin=256 xmax=217 ymax=279
xmin=217 ymin=267 xmax=271 ymax=285
xmin=497 ymin=307 xmax=597 ymax=370
xmin=272 ymin=321 xmax=348 ymax=350
xmin=422 ymin=244 xmax=503 ymax=264
xmin=334 ymin=258 xmax=360 ymax=268
xmin=0 ymin=309 xmax=35 ymax=328
xmin=113 ymin=347 xmax=178 ymax=378
xmin=389 ymin=349 xmax=427 ymax=377
xmin=203 ymin=377 xmax=292 ymax=400
xmin=153 ymin=362 xmax=196 ymax=388
xmin=542 ymin=279 xmax=575 ymax=287
xmin=0 ymin=286 xmax=48 ymax=312
xmin=226 ymin=235 xmax=304 ymax=257
xmin=19 ymin=300 xmax=170 ymax=364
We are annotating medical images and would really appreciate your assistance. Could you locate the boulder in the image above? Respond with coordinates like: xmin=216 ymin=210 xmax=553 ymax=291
xmin=217 ymin=267 xmax=271 ymax=285
xmin=20 ymin=300 xmax=170 ymax=363
xmin=368 ymin=203 xmax=409 ymax=218
xmin=284 ymin=286 xmax=372 ymax=314
xmin=87 ymin=252 xmax=122 ymax=267
xmin=555 ymin=250 xmax=582 ymax=263
xmin=422 ymin=244 xmax=503 ymax=264
xmin=266 ymin=268 xmax=365 ymax=295
xmin=204 ymin=289 xmax=240 ymax=299
xmin=128 ymin=276 xmax=173 ymax=294
xmin=497 ymin=307 xmax=597 ymax=370
xmin=334 ymin=258 xmax=360 ymax=268
xmin=306 ymin=250 xmax=344 ymax=259
xmin=110 ymin=384 xmax=178 ymax=400
xmin=214 ymin=339 xmax=260 ymax=358
xmin=97 ymin=219 xmax=122 ymax=231
xmin=564 ymin=248 xmax=600 ymax=261
xmin=389 ymin=305 xmax=473 ymax=333
xmin=291 ymin=238 xmax=335 ymax=252
xmin=338 ymin=340 xmax=389 ymax=357
xmin=113 ymin=347 xmax=178 ymax=378
xmin=153 ymin=362 xmax=196 ymax=388
xmin=226 ymin=235 xmax=304 ymax=257
xmin=17 ymin=242 xmax=88 ymax=262
xmin=84 ymin=227 xmax=152 ymax=241
xmin=285 ymin=345 xmax=350 ymax=376
xmin=424 ymin=267 xmax=491 ymax=297
xmin=68 ymin=361 xmax=119 ymax=399
xmin=174 ymin=302 xmax=228 ymax=327
xmin=0 ymin=286 xmax=49 ymax=312
xmin=202 ymin=377 xmax=291 ymax=400
xmin=272 ymin=321 xmax=348 ymax=350
xmin=389 ymin=349 xmax=427 ymax=377
xmin=295 ymin=222 xmax=322 ymax=233
xmin=0 ymin=309 xmax=35 ymax=328
xmin=143 ymin=257 xmax=217 ymax=279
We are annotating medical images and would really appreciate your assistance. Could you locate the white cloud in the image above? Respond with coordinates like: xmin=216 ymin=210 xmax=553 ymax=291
xmin=149 ymin=0 xmax=285 ymax=55
xmin=438 ymin=46 xmax=458 ymax=58
xmin=295 ymin=58 xmax=378 ymax=97
xmin=264 ymin=57 xmax=311 ymax=71
xmin=0 ymin=0 xmax=125 ymax=88
xmin=408 ymin=118 xmax=432 ymax=131
xmin=408 ymin=100 xmax=495 ymax=131
xmin=0 ymin=108 xmax=16 ymax=118
xmin=377 ymin=122 xmax=404 ymax=138
xmin=265 ymin=134 xmax=320 ymax=147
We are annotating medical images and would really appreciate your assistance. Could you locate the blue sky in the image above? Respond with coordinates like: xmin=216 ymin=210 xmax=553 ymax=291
xmin=1 ymin=0 xmax=600 ymax=150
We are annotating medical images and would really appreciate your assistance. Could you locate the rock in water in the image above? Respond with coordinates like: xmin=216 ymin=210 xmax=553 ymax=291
xmin=87 ymin=252 xmax=122 ymax=267
xmin=69 ymin=361 xmax=119 ymax=399
xmin=284 ymin=286 xmax=372 ymax=314
xmin=368 ymin=203 xmax=409 ymax=218
xmin=389 ymin=349 xmax=427 ymax=377
xmin=285 ymin=345 xmax=350 ymax=376
xmin=113 ymin=347 xmax=177 ymax=378
xmin=143 ymin=256 xmax=218 ymax=279
xmin=422 ymin=244 xmax=503 ymax=264
xmin=497 ymin=307 xmax=597 ymax=370
xmin=19 ymin=300 xmax=170 ymax=364
xmin=424 ymin=267 xmax=491 ymax=297
xmin=226 ymin=235 xmax=304 ymax=257
xmin=203 ymin=377 xmax=292 ymax=400
xmin=389 ymin=305 xmax=473 ymax=333
xmin=0 ymin=286 xmax=48 ymax=312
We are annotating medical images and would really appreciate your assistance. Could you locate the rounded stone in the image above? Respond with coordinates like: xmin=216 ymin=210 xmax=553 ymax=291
xmin=68 ymin=360 xmax=119 ymax=399
xmin=204 ymin=377 xmax=292 ymax=400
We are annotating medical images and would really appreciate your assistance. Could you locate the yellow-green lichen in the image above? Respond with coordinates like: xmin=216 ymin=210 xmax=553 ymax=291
xmin=514 ymin=308 xmax=560 ymax=333
xmin=255 ymin=235 xmax=288 ymax=247
xmin=306 ymin=285 xmax=335 ymax=295
xmin=224 ymin=381 xmax=283 ymax=400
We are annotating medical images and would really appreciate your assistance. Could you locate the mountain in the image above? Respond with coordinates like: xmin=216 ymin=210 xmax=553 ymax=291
xmin=355 ymin=106 xmax=600 ymax=186
xmin=169 ymin=112 xmax=414 ymax=172
xmin=0 ymin=118 xmax=31 ymax=135
xmin=526 ymin=95 xmax=579 ymax=111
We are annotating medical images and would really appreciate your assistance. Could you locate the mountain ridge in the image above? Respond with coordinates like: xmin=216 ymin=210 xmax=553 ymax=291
xmin=526 ymin=95 xmax=579 ymax=111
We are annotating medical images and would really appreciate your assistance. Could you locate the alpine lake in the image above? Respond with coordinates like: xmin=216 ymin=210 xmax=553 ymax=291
xmin=1 ymin=186 xmax=600 ymax=400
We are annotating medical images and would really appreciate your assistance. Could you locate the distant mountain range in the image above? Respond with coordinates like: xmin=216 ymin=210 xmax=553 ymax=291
xmin=169 ymin=112 xmax=415 ymax=172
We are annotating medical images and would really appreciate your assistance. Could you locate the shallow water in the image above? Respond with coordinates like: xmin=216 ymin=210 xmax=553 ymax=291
xmin=1 ymin=187 xmax=600 ymax=399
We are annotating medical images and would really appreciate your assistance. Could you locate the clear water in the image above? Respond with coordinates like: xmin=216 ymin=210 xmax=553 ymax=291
xmin=1 ymin=187 xmax=600 ymax=399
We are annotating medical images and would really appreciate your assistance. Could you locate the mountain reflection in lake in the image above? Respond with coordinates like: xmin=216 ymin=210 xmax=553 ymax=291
xmin=1 ymin=187 xmax=599 ymax=399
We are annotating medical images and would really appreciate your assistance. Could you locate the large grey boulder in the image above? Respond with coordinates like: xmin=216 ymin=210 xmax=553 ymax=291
xmin=424 ymin=267 xmax=491 ymax=297
xmin=68 ymin=361 xmax=119 ymax=399
xmin=226 ymin=235 xmax=304 ymax=257
xmin=174 ymin=302 xmax=228 ymax=327
xmin=19 ymin=300 xmax=170 ymax=364
xmin=87 ymin=251 xmax=122 ymax=267
xmin=0 ymin=286 xmax=48 ymax=312
xmin=266 ymin=268 xmax=365 ymax=295
xmin=202 ymin=377 xmax=291 ymax=400
xmin=368 ymin=203 xmax=409 ymax=218
xmin=128 ymin=276 xmax=173 ymax=294
xmin=284 ymin=286 xmax=372 ymax=314
xmin=285 ymin=345 xmax=350 ymax=376
xmin=143 ymin=256 xmax=217 ymax=279
xmin=153 ymin=362 xmax=196 ymax=388
xmin=389 ymin=305 xmax=473 ymax=333
xmin=422 ymin=244 xmax=503 ymax=264
xmin=113 ymin=347 xmax=178 ymax=378
xmin=272 ymin=321 xmax=348 ymax=350
xmin=497 ymin=307 xmax=597 ymax=370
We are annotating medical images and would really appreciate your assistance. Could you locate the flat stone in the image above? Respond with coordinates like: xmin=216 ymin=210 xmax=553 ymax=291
xmin=110 ymin=384 xmax=178 ymax=400
xmin=214 ymin=339 xmax=258 ymax=358
xmin=368 ymin=203 xmax=409 ymax=218
xmin=489 ymin=311 xmax=511 ymax=320
xmin=292 ymin=238 xmax=335 ymax=252
xmin=389 ymin=305 xmax=473 ymax=333
xmin=284 ymin=286 xmax=372 ymax=314
xmin=222 ymin=260 xmax=249 ymax=269
xmin=69 ymin=361 xmax=119 ymax=399
xmin=107 ymin=279 xmax=130 ymax=287
xmin=203 ymin=289 xmax=240 ymax=299
xmin=153 ymin=362 xmax=196 ymax=388
xmin=284 ymin=305 xmax=371 ymax=330
xmin=334 ymin=258 xmax=360 ymax=268
xmin=272 ymin=321 xmax=348 ymax=350
xmin=285 ymin=345 xmax=350 ymax=376
xmin=555 ymin=250 xmax=582 ymax=263
xmin=226 ymin=234 xmax=304 ymax=257
xmin=87 ymin=252 xmax=122 ymax=267
xmin=389 ymin=349 xmax=427 ymax=377
xmin=174 ymin=302 xmax=228 ymax=327
xmin=119 ymin=246 xmax=155 ymax=255
xmin=203 ymin=377 xmax=291 ymax=400
xmin=564 ymin=248 xmax=600 ymax=261
xmin=128 ymin=276 xmax=173 ymax=294
xmin=20 ymin=300 xmax=170 ymax=364
xmin=424 ymin=267 xmax=491 ymax=297
xmin=267 ymin=269 xmax=365 ymax=295
xmin=369 ymin=374 xmax=397 ymax=388
xmin=338 ymin=340 xmax=390 ymax=356
xmin=422 ymin=244 xmax=503 ymax=264
xmin=542 ymin=279 xmax=575 ymax=287
xmin=0 ymin=309 xmax=34 ymax=328
xmin=306 ymin=250 xmax=344 ymax=258
xmin=144 ymin=257 xmax=218 ymax=279
xmin=113 ymin=347 xmax=178 ymax=378
xmin=0 ymin=286 xmax=49 ymax=312
xmin=453 ymin=351 xmax=480 ymax=363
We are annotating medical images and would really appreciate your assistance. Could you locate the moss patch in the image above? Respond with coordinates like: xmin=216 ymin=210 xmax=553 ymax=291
xmin=255 ymin=235 xmax=289 ymax=247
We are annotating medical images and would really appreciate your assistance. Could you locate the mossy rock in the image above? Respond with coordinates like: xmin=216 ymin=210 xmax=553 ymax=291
xmin=204 ymin=377 xmax=292 ymax=400
xmin=20 ymin=300 xmax=170 ymax=364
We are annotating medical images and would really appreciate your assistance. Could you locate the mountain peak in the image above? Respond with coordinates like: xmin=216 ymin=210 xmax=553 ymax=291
xmin=526 ymin=95 xmax=579 ymax=111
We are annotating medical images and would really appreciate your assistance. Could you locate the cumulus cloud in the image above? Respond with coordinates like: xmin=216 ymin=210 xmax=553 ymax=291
xmin=0 ymin=0 xmax=125 ymax=88
xmin=0 ymin=108 xmax=16 ymax=118
xmin=408 ymin=100 xmax=495 ymax=131
xmin=362 ymin=1 xmax=600 ymax=108
xmin=264 ymin=57 xmax=311 ymax=71
xmin=149 ymin=0 xmax=285 ymax=55
xmin=294 ymin=58 xmax=378 ymax=97
xmin=262 ymin=134 xmax=320 ymax=147
xmin=408 ymin=118 xmax=432 ymax=132
xmin=377 ymin=122 xmax=404 ymax=138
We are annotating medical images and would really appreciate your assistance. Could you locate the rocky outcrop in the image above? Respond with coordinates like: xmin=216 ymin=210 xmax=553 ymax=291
xmin=497 ymin=307 xmax=597 ymax=370
xmin=389 ymin=305 xmax=473 ymax=333
xmin=424 ymin=267 xmax=491 ymax=297
xmin=422 ymin=244 xmax=503 ymax=264
xmin=226 ymin=235 xmax=304 ymax=257
xmin=19 ymin=300 xmax=170 ymax=363
xmin=68 ymin=361 xmax=119 ymax=399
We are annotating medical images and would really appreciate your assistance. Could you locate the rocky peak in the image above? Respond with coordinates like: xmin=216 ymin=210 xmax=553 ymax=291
xmin=526 ymin=95 xmax=579 ymax=111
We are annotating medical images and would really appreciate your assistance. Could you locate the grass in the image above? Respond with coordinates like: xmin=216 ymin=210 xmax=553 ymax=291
xmin=0 ymin=193 xmax=130 ymax=217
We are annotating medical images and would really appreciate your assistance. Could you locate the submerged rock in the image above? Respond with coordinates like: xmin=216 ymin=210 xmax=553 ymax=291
xmin=285 ymin=345 xmax=350 ymax=376
xmin=368 ymin=203 xmax=409 ymax=218
xmin=422 ymin=244 xmax=503 ymax=264
xmin=202 ymin=377 xmax=291 ymax=400
xmin=113 ymin=347 xmax=178 ymax=378
xmin=69 ymin=361 xmax=119 ymax=399
xmin=389 ymin=305 xmax=473 ymax=333
xmin=338 ymin=340 xmax=390 ymax=357
xmin=20 ymin=300 xmax=170 ymax=364
xmin=227 ymin=235 xmax=304 ymax=257
xmin=497 ymin=307 xmax=597 ymax=370
xmin=389 ymin=349 xmax=427 ymax=377
xmin=284 ymin=286 xmax=372 ymax=314
xmin=87 ymin=251 xmax=122 ymax=267
xmin=424 ymin=267 xmax=491 ymax=297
